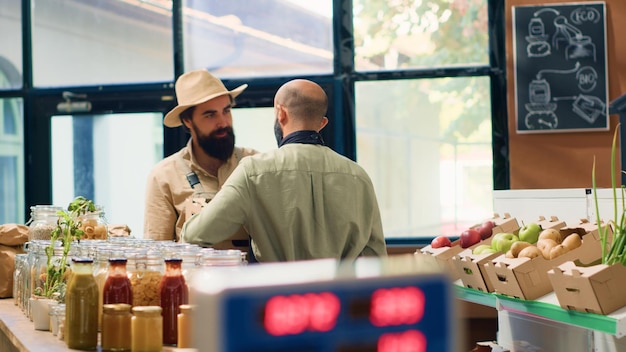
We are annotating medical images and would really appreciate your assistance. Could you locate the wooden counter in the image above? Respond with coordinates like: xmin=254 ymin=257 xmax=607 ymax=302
xmin=0 ymin=298 xmax=74 ymax=352
xmin=0 ymin=298 xmax=191 ymax=352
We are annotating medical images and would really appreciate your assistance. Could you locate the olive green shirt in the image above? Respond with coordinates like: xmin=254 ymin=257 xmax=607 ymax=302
xmin=182 ymin=144 xmax=387 ymax=262
xmin=143 ymin=140 xmax=257 ymax=241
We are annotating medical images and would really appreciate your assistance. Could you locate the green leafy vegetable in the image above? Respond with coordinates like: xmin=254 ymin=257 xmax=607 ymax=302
xmin=36 ymin=196 xmax=96 ymax=300
xmin=592 ymin=125 xmax=626 ymax=265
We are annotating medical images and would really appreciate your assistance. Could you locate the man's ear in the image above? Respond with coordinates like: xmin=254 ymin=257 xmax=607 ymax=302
xmin=181 ymin=120 xmax=189 ymax=130
xmin=277 ymin=105 xmax=289 ymax=125
xmin=317 ymin=116 xmax=329 ymax=132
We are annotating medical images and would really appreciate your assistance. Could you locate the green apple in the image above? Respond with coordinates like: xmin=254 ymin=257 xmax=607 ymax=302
xmin=472 ymin=244 xmax=493 ymax=255
xmin=518 ymin=222 xmax=542 ymax=244
xmin=491 ymin=232 xmax=520 ymax=253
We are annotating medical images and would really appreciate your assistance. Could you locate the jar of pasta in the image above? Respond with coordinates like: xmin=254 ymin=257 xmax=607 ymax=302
xmin=128 ymin=249 xmax=163 ymax=307
xmin=79 ymin=205 xmax=108 ymax=240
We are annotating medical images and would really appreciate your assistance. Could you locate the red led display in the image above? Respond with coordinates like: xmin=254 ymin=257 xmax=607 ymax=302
xmin=370 ymin=287 xmax=425 ymax=327
xmin=264 ymin=292 xmax=341 ymax=336
xmin=378 ymin=330 xmax=427 ymax=352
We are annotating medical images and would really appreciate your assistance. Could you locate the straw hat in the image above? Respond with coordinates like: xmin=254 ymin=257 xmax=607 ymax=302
xmin=163 ymin=69 xmax=248 ymax=127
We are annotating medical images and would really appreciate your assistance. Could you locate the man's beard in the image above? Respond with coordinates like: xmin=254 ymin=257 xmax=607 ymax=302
xmin=274 ymin=118 xmax=283 ymax=146
xmin=195 ymin=125 xmax=236 ymax=161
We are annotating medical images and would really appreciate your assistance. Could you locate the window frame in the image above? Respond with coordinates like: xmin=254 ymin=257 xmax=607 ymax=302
xmin=1 ymin=0 xmax=508 ymax=245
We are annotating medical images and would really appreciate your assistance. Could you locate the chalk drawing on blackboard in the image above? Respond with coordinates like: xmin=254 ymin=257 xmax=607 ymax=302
xmin=526 ymin=17 xmax=551 ymax=57
xmin=514 ymin=2 xmax=607 ymax=133
xmin=523 ymin=62 xmax=581 ymax=130
xmin=554 ymin=94 xmax=606 ymax=124
xmin=553 ymin=16 xmax=596 ymax=62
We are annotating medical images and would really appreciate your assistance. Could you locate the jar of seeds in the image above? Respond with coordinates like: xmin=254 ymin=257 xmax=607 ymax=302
xmin=27 ymin=205 xmax=62 ymax=240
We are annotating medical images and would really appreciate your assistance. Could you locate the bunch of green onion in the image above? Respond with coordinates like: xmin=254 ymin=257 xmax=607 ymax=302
xmin=592 ymin=125 xmax=626 ymax=265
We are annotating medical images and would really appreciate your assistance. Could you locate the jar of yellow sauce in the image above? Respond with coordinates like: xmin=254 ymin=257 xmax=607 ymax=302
xmin=102 ymin=303 xmax=132 ymax=351
xmin=131 ymin=306 xmax=163 ymax=352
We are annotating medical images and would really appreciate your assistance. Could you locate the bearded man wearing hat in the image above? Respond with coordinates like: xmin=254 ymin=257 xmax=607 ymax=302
xmin=143 ymin=69 xmax=258 ymax=245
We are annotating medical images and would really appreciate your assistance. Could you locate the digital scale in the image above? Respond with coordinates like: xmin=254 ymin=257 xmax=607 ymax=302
xmin=189 ymin=254 xmax=458 ymax=352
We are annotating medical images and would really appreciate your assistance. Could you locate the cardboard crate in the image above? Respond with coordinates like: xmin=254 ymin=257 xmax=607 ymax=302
xmin=421 ymin=214 xmax=519 ymax=283
xmin=420 ymin=240 xmax=464 ymax=280
xmin=534 ymin=215 xmax=566 ymax=231
xmin=547 ymin=220 xmax=620 ymax=314
xmin=452 ymin=243 xmax=501 ymax=293
xmin=451 ymin=214 xmax=520 ymax=293
xmin=482 ymin=222 xmax=604 ymax=300
xmin=489 ymin=213 xmax=520 ymax=235
xmin=547 ymin=260 xmax=626 ymax=315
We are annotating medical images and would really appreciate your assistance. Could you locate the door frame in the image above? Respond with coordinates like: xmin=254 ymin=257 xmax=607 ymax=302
xmin=24 ymin=84 xmax=182 ymax=219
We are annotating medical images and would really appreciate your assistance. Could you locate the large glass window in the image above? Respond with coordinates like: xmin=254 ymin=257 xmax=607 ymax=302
xmin=356 ymin=77 xmax=493 ymax=238
xmin=0 ymin=1 xmax=22 ymax=90
xmin=49 ymin=107 xmax=274 ymax=238
xmin=31 ymin=0 xmax=174 ymax=87
xmin=353 ymin=0 xmax=489 ymax=71
xmin=7 ymin=0 xmax=502 ymax=243
xmin=51 ymin=113 xmax=163 ymax=238
xmin=0 ymin=98 xmax=24 ymax=224
xmin=183 ymin=0 xmax=333 ymax=78
xmin=232 ymin=107 xmax=277 ymax=153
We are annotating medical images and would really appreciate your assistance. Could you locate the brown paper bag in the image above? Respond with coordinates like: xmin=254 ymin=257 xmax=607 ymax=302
xmin=0 ymin=224 xmax=29 ymax=298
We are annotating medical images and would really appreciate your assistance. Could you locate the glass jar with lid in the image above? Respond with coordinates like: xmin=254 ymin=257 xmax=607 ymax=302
xmin=178 ymin=246 xmax=201 ymax=283
xmin=197 ymin=249 xmax=246 ymax=268
xmin=103 ymin=258 xmax=132 ymax=306
xmin=65 ymin=257 xmax=99 ymax=350
xmin=27 ymin=205 xmax=62 ymax=241
xmin=94 ymin=246 xmax=112 ymax=331
xmin=160 ymin=258 xmax=188 ymax=346
xmin=32 ymin=241 xmax=77 ymax=299
xmin=132 ymin=306 xmax=162 ymax=352
xmin=128 ymin=249 xmax=164 ymax=307
xmin=13 ymin=253 xmax=27 ymax=308
xmin=177 ymin=304 xmax=195 ymax=348
xmin=102 ymin=303 xmax=132 ymax=351
xmin=79 ymin=205 xmax=108 ymax=240
xmin=49 ymin=303 xmax=66 ymax=336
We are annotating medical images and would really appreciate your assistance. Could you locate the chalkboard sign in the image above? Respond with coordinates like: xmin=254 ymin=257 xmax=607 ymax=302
xmin=513 ymin=2 xmax=607 ymax=133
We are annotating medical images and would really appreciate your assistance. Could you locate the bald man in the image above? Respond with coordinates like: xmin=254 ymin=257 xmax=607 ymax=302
xmin=182 ymin=79 xmax=387 ymax=262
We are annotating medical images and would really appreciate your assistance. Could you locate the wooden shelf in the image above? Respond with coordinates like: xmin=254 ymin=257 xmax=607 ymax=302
xmin=0 ymin=298 xmax=185 ymax=352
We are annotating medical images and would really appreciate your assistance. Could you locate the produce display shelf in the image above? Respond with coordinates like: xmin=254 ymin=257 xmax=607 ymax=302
xmin=455 ymin=284 xmax=626 ymax=337
xmin=454 ymin=285 xmax=497 ymax=308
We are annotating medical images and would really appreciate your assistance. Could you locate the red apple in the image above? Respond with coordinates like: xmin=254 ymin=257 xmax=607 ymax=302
xmin=478 ymin=220 xmax=496 ymax=240
xmin=460 ymin=228 xmax=482 ymax=248
xmin=431 ymin=235 xmax=452 ymax=248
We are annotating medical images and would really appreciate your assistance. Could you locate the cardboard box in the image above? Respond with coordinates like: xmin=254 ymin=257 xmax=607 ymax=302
xmin=482 ymin=222 xmax=604 ymax=300
xmin=547 ymin=260 xmax=626 ymax=315
xmin=451 ymin=214 xmax=520 ymax=293
xmin=534 ymin=215 xmax=566 ymax=231
xmin=420 ymin=240 xmax=464 ymax=280
xmin=421 ymin=214 xmax=520 ymax=283
xmin=489 ymin=213 xmax=520 ymax=235
xmin=452 ymin=247 xmax=501 ymax=293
